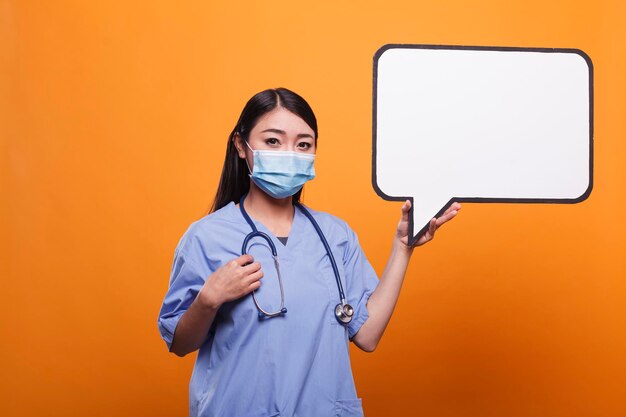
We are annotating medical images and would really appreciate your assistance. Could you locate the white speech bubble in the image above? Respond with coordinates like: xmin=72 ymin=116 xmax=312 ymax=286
xmin=373 ymin=44 xmax=593 ymax=245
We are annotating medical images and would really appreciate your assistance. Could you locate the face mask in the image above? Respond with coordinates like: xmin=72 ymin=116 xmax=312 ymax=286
xmin=243 ymin=141 xmax=316 ymax=199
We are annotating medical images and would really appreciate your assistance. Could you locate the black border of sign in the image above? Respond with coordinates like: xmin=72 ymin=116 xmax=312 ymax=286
xmin=372 ymin=43 xmax=594 ymax=246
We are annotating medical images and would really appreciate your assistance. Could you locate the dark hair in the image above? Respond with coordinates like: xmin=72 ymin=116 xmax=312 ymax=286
xmin=208 ymin=87 xmax=318 ymax=213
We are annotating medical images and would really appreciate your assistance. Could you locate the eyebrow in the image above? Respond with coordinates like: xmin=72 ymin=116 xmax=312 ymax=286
xmin=261 ymin=128 xmax=314 ymax=139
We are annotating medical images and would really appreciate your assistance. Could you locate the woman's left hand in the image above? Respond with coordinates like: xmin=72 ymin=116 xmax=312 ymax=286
xmin=396 ymin=200 xmax=461 ymax=249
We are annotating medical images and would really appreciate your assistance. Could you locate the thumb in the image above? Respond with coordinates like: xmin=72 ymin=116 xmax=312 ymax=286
xmin=401 ymin=200 xmax=411 ymax=222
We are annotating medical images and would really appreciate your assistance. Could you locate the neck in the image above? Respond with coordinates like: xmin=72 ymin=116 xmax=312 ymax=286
xmin=244 ymin=182 xmax=295 ymax=226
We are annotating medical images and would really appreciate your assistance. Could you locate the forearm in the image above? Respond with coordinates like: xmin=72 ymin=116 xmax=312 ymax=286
xmin=169 ymin=290 xmax=221 ymax=357
xmin=352 ymin=237 xmax=413 ymax=352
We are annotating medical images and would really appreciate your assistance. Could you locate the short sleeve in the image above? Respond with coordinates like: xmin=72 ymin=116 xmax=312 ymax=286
xmin=157 ymin=245 xmax=209 ymax=352
xmin=341 ymin=223 xmax=380 ymax=340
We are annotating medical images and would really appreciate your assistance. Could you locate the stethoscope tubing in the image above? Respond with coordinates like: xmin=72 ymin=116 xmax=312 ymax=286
xmin=294 ymin=201 xmax=347 ymax=304
xmin=238 ymin=193 xmax=352 ymax=324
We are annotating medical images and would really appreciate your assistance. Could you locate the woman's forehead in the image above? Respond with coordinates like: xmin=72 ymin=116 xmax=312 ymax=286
xmin=252 ymin=108 xmax=314 ymax=136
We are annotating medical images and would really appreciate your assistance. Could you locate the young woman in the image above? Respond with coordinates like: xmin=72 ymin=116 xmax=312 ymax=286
xmin=157 ymin=87 xmax=460 ymax=417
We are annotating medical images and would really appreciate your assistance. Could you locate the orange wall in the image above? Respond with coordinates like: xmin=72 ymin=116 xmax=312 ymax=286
xmin=2 ymin=1 xmax=625 ymax=416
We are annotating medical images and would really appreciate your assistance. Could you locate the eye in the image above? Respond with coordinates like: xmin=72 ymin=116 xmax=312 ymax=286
xmin=265 ymin=138 xmax=280 ymax=146
xmin=297 ymin=142 xmax=312 ymax=150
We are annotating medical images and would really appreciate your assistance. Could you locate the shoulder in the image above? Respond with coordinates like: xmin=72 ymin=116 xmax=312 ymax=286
xmin=297 ymin=204 xmax=367 ymax=264
xmin=296 ymin=203 xmax=359 ymax=244
xmin=174 ymin=202 xmax=240 ymax=255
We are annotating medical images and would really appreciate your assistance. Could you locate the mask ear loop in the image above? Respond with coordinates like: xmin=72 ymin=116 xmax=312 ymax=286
xmin=235 ymin=132 xmax=254 ymax=174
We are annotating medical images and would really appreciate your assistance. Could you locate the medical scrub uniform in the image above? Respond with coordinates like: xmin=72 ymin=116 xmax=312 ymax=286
xmin=157 ymin=201 xmax=380 ymax=417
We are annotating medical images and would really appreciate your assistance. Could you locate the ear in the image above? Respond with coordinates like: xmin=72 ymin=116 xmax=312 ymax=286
xmin=233 ymin=133 xmax=246 ymax=159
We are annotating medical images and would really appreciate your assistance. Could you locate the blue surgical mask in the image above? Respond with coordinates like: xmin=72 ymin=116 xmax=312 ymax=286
xmin=244 ymin=141 xmax=316 ymax=199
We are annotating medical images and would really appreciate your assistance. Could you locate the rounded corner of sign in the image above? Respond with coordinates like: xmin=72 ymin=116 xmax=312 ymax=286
xmin=569 ymin=48 xmax=593 ymax=71
xmin=373 ymin=44 xmax=398 ymax=63
xmin=371 ymin=180 xmax=395 ymax=202
xmin=574 ymin=181 xmax=593 ymax=203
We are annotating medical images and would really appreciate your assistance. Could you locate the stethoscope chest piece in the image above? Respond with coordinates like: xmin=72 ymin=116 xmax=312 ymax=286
xmin=335 ymin=302 xmax=354 ymax=324
xmin=239 ymin=193 xmax=354 ymax=327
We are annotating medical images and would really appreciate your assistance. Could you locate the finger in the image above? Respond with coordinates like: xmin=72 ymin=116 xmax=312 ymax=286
xmin=442 ymin=202 xmax=462 ymax=216
xmin=247 ymin=280 xmax=262 ymax=292
xmin=435 ymin=209 xmax=458 ymax=227
xmin=428 ymin=217 xmax=437 ymax=237
xmin=235 ymin=254 xmax=254 ymax=266
xmin=242 ymin=261 xmax=262 ymax=274
xmin=244 ymin=269 xmax=264 ymax=284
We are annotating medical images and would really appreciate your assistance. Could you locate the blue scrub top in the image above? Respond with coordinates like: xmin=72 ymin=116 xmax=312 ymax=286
xmin=157 ymin=201 xmax=380 ymax=417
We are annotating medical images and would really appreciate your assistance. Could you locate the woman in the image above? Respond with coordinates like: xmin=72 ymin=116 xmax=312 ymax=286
xmin=157 ymin=87 xmax=461 ymax=417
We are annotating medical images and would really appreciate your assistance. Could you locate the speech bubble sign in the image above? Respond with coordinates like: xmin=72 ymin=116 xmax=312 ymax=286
xmin=373 ymin=44 xmax=593 ymax=245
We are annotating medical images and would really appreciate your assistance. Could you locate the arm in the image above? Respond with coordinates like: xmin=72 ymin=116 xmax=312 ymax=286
xmin=168 ymin=291 xmax=220 ymax=357
xmin=164 ymin=254 xmax=264 ymax=357
xmin=351 ymin=200 xmax=461 ymax=352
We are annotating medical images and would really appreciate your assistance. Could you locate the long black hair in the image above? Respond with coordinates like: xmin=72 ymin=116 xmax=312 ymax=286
xmin=208 ymin=87 xmax=318 ymax=213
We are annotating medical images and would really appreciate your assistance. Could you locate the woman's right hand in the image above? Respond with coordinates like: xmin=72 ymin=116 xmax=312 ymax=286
xmin=197 ymin=254 xmax=264 ymax=309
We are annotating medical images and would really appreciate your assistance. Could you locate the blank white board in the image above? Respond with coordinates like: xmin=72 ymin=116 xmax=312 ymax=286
xmin=373 ymin=44 xmax=593 ymax=245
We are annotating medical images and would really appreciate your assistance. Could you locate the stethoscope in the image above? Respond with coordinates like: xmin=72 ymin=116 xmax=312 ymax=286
xmin=238 ymin=193 xmax=354 ymax=325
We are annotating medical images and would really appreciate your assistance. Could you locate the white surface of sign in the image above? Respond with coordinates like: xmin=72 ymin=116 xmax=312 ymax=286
xmin=373 ymin=45 xmax=593 ymax=245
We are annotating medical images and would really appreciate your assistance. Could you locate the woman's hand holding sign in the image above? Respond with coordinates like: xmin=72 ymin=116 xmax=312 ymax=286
xmin=396 ymin=200 xmax=461 ymax=249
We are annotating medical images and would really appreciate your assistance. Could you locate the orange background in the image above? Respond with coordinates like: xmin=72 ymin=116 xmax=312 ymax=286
xmin=2 ymin=1 xmax=625 ymax=416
